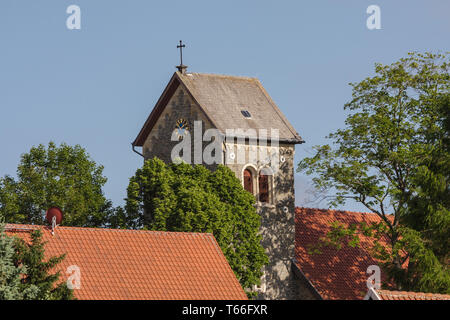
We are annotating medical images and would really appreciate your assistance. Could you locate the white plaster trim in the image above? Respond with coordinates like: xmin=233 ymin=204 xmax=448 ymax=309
xmin=256 ymin=202 xmax=275 ymax=209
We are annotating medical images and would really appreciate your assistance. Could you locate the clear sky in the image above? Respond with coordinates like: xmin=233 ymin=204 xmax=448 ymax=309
xmin=0 ymin=1 xmax=449 ymax=211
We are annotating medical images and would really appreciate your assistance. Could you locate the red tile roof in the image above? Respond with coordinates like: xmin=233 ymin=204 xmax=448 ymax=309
xmin=295 ymin=207 xmax=391 ymax=300
xmin=366 ymin=288 xmax=450 ymax=300
xmin=5 ymin=224 xmax=247 ymax=300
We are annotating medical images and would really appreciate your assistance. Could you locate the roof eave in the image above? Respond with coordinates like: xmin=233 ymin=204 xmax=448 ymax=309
xmin=221 ymin=133 xmax=305 ymax=144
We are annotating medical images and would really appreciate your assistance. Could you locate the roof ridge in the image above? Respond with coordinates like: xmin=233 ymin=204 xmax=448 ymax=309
xmin=295 ymin=206 xmax=382 ymax=217
xmin=5 ymin=223 xmax=215 ymax=237
xmin=182 ymin=71 xmax=259 ymax=81
xmin=376 ymin=289 xmax=450 ymax=299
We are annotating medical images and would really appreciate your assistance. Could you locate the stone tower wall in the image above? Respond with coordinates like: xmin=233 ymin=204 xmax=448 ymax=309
xmin=225 ymin=142 xmax=297 ymax=300
xmin=142 ymin=85 xmax=299 ymax=299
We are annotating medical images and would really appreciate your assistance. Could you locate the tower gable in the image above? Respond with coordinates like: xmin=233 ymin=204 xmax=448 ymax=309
xmin=142 ymin=84 xmax=216 ymax=162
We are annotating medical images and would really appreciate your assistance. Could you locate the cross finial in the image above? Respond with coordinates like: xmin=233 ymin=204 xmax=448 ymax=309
xmin=176 ymin=40 xmax=188 ymax=73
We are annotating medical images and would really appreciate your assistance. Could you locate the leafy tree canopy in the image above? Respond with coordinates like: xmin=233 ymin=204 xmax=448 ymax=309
xmin=0 ymin=142 xmax=112 ymax=227
xmin=298 ymin=52 xmax=449 ymax=293
xmin=124 ymin=158 xmax=268 ymax=296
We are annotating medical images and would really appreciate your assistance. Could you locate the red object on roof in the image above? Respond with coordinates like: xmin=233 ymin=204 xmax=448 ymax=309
xmin=5 ymin=224 xmax=247 ymax=300
xmin=366 ymin=288 xmax=450 ymax=300
xmin=45 ymin=207 xmax=63 ymax=225
xmin=295 ymin=207 xmax=391 ymax=300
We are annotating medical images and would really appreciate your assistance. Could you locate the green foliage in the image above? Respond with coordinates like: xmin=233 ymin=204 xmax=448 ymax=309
xmin=391 ymin=227 xmax=449 ymax=293
xmin=105 ymin=206 xmax=131 ymax=230
xmin=0 ymin=222 xmax=38 ymax=300
xmin=13 ymin=229 xmax=74 ymax=300
xmin=403 ymin=94 xmax=450 ymax=262
xmin=125 ymin=158 xmax=268 ymax=297
xmin=0 ymin=142 xmax=112 ymax=227
xmin=298 ymin=52 xmax=450 ymax=293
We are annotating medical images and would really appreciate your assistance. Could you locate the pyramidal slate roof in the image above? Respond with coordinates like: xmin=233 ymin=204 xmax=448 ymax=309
xmin=133 ymin=71 xmax=304 ymax=146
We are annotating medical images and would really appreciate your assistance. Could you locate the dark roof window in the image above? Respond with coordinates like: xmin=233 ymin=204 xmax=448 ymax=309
xmin=241 ymin=110 xmax=252 ymax=118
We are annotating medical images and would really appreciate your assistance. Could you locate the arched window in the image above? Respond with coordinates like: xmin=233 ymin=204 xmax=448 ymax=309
xmin=258 ymin=172 xmax=269 ymax=203
xmin=243 ymin=169 xmax=253 ymax=194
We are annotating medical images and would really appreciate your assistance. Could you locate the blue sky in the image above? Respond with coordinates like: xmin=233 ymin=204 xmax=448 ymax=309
xmin=0 ymin=1 xmax=449 ymax=211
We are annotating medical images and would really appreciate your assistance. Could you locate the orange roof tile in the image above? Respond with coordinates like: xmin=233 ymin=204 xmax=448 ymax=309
xmin=366 ymin=288 xmax=450 ymax=300
xmin=295 ymin=207 xmax=391 ymax=300
xmin=5 ymin=224 xmax=247 ymax=300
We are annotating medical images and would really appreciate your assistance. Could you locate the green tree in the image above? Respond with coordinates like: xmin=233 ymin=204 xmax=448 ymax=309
xmin=125 ymin=158 xmax=268 ymax=297
xmin=0 ymin=142 xmax=112 ymax=227
xmin=298 ymin=52 xmax=450 ymax=293
xmin=13 ymin=229 xmax=74 ymax=300
xmin=0 ymin=222 xmax=38 ymax=300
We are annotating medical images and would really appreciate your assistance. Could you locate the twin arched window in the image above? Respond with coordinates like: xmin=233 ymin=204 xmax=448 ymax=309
xmin=243 ymin=168 xmax=270 ymax=203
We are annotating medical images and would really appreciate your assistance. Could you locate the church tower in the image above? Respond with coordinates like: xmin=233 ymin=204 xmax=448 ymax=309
xmin=132 ymin=65 xmax=304 ymax=299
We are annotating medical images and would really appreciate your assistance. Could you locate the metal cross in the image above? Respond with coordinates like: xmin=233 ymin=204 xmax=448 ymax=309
xmin=177 ymin=40 xmax=185 ymax=66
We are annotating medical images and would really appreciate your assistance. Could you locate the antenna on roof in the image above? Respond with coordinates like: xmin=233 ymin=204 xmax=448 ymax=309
xmin=46 ymin=207 xmax=63 ymax=235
